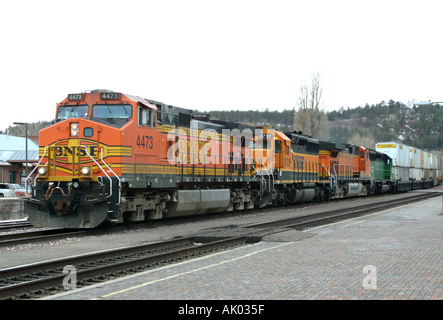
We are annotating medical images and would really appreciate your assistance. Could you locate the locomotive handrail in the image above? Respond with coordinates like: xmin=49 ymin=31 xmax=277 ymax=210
xmin=321 ymin=164 xmax=335 ymax=181
xmin=80 ymin=146 xmax=118 ymax=204
xmin=270 ymin=162 xmax=276 ymax=192
xmin=253 ymin=158 xmax=277 ymax=191
xmin=255 ymin=158 xmax=267 ymax=194
xmin=27 ymin=146 xmax=49 ymax=192
xmin=322 ymin=164 xmax=336 ymax=194
xmin=100 ymin=148 xmax=121 ymax=205
xmin=249 ymin=157 xmax=271 ymax=205
xmin=256 ymin=159 xmax=275 ymax=194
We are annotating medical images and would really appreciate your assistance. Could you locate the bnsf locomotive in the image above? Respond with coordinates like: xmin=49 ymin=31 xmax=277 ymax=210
xmin=25 ymin=90 xmax=442 ymax=228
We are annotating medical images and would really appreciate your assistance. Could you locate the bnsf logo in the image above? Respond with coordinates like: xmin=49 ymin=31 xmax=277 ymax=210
xmin=43 ymin=139 xmax=105 ymax=165
xmin=41 ymin=139 xmax=133 ymax=166
xmin=53 ymin=145 xmax=99 ymax=158
xmin=50 ymin=145 xmax=101 ymax=165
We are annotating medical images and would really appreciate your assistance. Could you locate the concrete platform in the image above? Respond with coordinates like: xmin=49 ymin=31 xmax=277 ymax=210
xmin=43 ymin=194 xmax=443 ymax=300
xmin=0 ymin=198 xmax=26 ymax=221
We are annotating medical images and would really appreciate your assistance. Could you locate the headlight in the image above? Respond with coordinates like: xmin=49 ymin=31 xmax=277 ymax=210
xmin=81 ymin=166 xmax=91 ymax=175
xmin=71 ymin=123 xmax=79 ymax=137
xmin=38 ymin=166 xmax=47 ymax=175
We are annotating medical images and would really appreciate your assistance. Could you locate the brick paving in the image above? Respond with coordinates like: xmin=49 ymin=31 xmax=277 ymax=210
xmin=45 ymin=195 xmax=443 ymax=300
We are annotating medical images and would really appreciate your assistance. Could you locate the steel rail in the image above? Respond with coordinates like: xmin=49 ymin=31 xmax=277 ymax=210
xmin=0 ymin=222 xmax=162 ymax=248
xmin=244 ymin=192 xmax=440 ymax=230
xmin=0 ymin=221 xmax=32 ymax=231
xmin=0 ymin=236 xmax=248 ymax=299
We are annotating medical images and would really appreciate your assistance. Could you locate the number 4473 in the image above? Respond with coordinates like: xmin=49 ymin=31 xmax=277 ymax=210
xmin=136 ymin=135 xmax=153 ymax=149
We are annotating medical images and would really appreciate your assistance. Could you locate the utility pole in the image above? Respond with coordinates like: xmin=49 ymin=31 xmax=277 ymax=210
xmin=13 ymin=122 xmax=28 ymax=194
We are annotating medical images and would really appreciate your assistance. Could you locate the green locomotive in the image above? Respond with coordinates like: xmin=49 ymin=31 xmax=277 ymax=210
xmin=369 ymin=149 xmax=395 ymax=194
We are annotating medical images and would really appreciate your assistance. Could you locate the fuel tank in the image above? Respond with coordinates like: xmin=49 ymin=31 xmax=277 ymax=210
xmin=343 ymin=183 xmax=362 ymax=197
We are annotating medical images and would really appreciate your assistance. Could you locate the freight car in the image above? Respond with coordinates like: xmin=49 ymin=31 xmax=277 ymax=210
xmin=375 ymin=142 xmax=442 ymax=191
xmin=25 ymin=90 xmax=441 ymax=229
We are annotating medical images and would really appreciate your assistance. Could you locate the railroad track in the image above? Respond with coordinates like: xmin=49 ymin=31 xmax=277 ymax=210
xmin=0 ymin=191 xmax=439 ymax=300
xmin=244 ymin=191 xmax=441 ymax=230
xmin=0 ymin=228 xmax=82 ymax=247
xmin=0 ymin=220 xmax=32 ymax=231
xmin=0 ymin=223 xmax=170 ymax=248
xmin=0 ymin=191 xmax=438 ymax=248
xmin=0 ymin=236 xmax=252 ymax=299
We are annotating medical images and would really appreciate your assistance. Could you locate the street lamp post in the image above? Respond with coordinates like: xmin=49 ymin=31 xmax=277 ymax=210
xmin=13 ymin=122 xmax=28 ymax=194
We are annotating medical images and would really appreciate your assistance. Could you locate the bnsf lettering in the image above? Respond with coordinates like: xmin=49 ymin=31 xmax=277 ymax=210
xmin=284 ymin=158 xmax=291 ymax=167
xmin=54 ymin=146 xmax=97 ymax=157
xmin=293 ymin=156 xmax=304 ymax=170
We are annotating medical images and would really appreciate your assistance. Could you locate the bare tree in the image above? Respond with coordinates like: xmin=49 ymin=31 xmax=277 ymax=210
xmin=293 ymin=71 xmax=329 ymax=140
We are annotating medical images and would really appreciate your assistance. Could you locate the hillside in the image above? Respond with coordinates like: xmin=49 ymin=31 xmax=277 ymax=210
xmin=1 ymin=120 xmax=52 ymax=137
xmin=209 ymin=100 xmax=443 ymax=152
xmin=327 ymin=100 xmax=443 ymax=151
xmin=208 ymin=109 xmax=294 ymax=133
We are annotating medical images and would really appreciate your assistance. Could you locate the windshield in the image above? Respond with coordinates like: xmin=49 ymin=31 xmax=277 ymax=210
xmin=57 ymin=105 xmax=89 ymax=120
xmin=92 ymin=104 xmax=132 ymax=119
xmin=253 ymin=140 xmax=270 ymax=149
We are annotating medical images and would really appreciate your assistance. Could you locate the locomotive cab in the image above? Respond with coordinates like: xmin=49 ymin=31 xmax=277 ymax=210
xmin=273 ymin=131 xmax=292 ymax=169
xmin=251 ymin=127 xmax=275 ymax=174
xmin=358 ymin=146 xmax=371 ymax=178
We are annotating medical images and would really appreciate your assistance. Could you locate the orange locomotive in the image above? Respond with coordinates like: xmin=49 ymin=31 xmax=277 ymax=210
xmin=252 ymin=130 xmax=327 ymax=206
xmin=318 ymin=141 xmax=371 ymax=198
xmin=26 ymin=90 xmax=259 ymax=228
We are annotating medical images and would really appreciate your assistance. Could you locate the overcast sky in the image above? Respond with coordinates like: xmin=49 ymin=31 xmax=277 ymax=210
xmin=1 ymin=0 xmax=442 ymax=131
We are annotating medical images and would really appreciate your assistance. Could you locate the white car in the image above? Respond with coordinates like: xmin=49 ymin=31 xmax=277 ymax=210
xmin=0 ymin=183 xmax=15 ymax=197
xmin=12 ymin=184 xmax=28 ymax=197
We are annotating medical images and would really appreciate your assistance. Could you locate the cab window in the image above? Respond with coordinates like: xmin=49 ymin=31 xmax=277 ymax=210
xmin=152 ymin=110 xmax=157 ymax=128
xmin=57 ymin=105 xmax=89 ymax=120
xmin=92 ymin=104 xmax=131 ymax=119
xmin=253 ymin=140 xmax=269 ymax=149
xmin=139 ymin=107 xmax=151 ymax=126
xmin=275 ymin=141 xmax=282 ymax=153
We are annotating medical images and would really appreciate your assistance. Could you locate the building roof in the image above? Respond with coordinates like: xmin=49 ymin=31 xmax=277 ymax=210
xmin=0 ymin=158 xmax=11 ymax=167
xmin=0 ymin=134 xmax=39 ymax=151
xmin=0 ymin=134 xmax=39 ymax=163
xmin=0 ymin=150 xmax=39 ymax=162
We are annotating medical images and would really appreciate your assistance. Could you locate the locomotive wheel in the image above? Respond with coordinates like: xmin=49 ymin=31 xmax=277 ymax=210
xmin=123 ymin=212 xmax=134 ymax=226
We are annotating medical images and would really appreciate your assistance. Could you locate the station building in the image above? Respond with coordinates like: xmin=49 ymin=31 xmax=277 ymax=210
xmin=0 ymin=133 xmax=39 ymax=184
